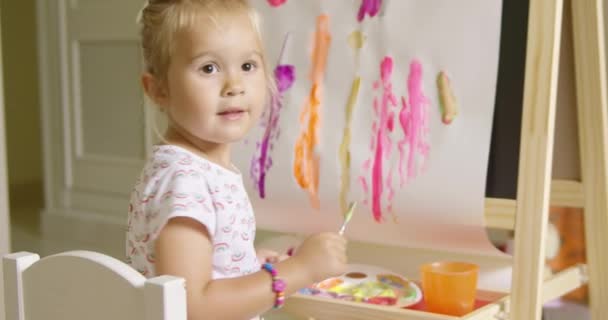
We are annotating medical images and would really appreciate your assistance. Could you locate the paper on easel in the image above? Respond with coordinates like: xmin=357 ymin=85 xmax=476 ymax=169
xmin=236 ymin=0 xmax=507 ymax=258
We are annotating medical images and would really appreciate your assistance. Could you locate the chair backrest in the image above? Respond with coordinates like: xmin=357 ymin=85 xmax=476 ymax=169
xmin=3 ymin=251 xmax=187 ymax=320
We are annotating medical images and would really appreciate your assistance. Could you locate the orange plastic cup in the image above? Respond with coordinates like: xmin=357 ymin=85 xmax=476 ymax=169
xmin=420 ymin=261 xmax=479 ymax=316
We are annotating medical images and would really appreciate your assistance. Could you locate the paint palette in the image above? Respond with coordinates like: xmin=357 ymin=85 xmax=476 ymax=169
xmin=298 ymin=264 xmax=423 ymax=308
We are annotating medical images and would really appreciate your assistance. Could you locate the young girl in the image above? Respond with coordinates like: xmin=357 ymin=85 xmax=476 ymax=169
xmin=126 ymin=0 xmax=348 ymax=319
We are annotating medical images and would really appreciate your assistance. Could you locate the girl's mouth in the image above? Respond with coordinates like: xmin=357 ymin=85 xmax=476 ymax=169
xmin=218 ymin=108 xmax=246 ymax=120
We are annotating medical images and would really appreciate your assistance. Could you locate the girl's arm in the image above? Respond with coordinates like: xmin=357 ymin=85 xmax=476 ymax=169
xmin=155 ymin=217 xmax=346 ymax=320
xmin=256 ymin=248 xmax=290 ymax=264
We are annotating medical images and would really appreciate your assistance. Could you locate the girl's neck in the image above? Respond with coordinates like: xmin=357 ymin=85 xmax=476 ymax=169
xmin=163 ymin=127 xmax=232 ymax=170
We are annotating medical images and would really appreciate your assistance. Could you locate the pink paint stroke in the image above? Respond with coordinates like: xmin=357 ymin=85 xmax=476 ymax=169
xmin=361 ymin=56 xmax=397 ymax=222
xmin=267 ymin=0 xmax=287 ymax=8
xmin=357 ymin=0 xmax=383 ymax=22
xmin=398 ymin=60 xmax=430 ymax=187
xmin=250 ymin=45 xmax=295 ymax=198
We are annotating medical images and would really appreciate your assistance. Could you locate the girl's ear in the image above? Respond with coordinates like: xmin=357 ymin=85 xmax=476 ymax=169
xmin=141 ymin=72 xmax=169 ymax=109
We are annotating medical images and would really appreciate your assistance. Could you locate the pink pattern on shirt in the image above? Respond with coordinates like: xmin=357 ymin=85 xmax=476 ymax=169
xmin=126 ymin=145 xmax=260 ymax=279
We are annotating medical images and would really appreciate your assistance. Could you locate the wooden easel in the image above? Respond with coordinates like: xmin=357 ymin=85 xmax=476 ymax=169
xmin=279 ymin=0 xmax=608 ymax=319
xmin=510 ymin=0 xmax=608 ymax=319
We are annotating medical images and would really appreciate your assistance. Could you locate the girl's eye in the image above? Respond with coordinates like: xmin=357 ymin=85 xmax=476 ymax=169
xmin=200 ymin=64 xmax=217 ymax=74
xmin=242 ymin=62 xmax=256 ymax=72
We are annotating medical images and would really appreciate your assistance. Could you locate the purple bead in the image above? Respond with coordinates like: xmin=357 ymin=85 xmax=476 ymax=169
xmin=273 ymin=279 xmax=287 ymax=292
xmin=271 ymin=270 xmax=278 ymax=277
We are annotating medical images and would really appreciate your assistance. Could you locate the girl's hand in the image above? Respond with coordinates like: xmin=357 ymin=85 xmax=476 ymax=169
xmin=256 ymin=248 xmax=289 ymax=264
xmin=291 ymin=232 xmax=348 ymax=283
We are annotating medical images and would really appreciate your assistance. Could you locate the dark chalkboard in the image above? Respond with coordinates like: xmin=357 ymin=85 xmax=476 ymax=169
xmin=485 ymin=0 xmax=529 ymax=199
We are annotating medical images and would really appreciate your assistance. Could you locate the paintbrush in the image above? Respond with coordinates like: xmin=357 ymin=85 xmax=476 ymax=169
xmin=338 ymin=202 xmax=357 ymax=235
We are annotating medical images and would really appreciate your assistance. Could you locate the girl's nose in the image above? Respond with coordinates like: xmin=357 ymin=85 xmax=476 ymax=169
xmin=221 ymin=75 xmax=245 ymax=97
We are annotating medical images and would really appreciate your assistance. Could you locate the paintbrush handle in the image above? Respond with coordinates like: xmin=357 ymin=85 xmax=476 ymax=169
xmin=338 ymin=202 xmax=357 ymax=235
xmin=338 ymin=221 xmax=348 ymax=235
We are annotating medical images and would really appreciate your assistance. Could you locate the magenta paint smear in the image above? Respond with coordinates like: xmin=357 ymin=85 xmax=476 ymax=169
xmin=250 ymin=36 xmax=295 ymax=198
xmin=357 ymin=0 xmax=383 ymax=22
xmin=361 ymin=56 xmax=397 ymax=222
xmin=267 ymin=0 xmax=287 ymax=8
xmin=398 ymin=60 xmax=430 ymax=187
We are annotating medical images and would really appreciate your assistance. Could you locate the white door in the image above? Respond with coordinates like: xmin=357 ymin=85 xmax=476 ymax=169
xmin=38 ymin=0 xmax=151 ymax=256
xmin=0 ymin=7 xmax=12 ymax=320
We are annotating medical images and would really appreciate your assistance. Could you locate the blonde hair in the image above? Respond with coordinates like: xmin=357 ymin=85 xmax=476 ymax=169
xmin=138 ymin=0 xmax=275 ymax=90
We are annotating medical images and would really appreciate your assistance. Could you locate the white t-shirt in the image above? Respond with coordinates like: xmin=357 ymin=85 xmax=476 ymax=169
xmin=126 ymin=145 xmax=260 ymax=279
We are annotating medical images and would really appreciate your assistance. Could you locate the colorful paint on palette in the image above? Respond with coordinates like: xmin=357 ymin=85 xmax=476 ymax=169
xmin=299 ymin=265 xmax=421 ymax=308
xmin=250 ymin=34 xmax=295 ymax=198
xmin=293 ymin=15 xmax=331 ymax=208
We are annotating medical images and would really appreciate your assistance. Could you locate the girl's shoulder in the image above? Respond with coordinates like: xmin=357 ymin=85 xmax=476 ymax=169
xmin=146 ymin=145 xmax=241 ymax=182
xmin=143 ymin=145 xmax=209 ymax=178
xmin=151 ymin=145 xmax=242 ymax=179
xmin=150 ymin=144 xmax=198 ymax=166
xmin=132 ymin=145 xmax=213 ymax=200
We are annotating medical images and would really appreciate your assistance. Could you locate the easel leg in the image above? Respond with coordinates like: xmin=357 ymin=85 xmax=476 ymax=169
xmin=570 ymin=0 xmax=608 ymax=319
xmin=509 ymin=0 xmax=564 ymax=319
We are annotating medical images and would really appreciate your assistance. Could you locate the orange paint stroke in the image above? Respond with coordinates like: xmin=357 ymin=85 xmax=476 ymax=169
xmin=293 ymin=15 xmax=331 ymax=209
xmin=310 ymin=15 xmax=331 ymax=83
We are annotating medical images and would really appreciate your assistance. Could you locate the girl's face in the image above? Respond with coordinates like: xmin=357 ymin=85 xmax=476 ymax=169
xmin=164 ymin=11 xmax=268 ymax=145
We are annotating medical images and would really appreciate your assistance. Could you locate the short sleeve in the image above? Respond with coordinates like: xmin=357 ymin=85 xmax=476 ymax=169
xmin=146 ymin=166 xmax=217 ymax=240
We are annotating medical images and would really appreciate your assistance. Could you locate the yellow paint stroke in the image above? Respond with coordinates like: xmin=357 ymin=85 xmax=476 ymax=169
xmin=348 ymin=30 xmax=365 ymax=50
xmin=348 ymin=30 xmax=365 ymax=72
xmin=338 ymin=30 xmax=365 ymax=213
xmin=339 ymin=77 xmax=361 ymax=213
xmin=293 ymin=15 xmax=331 ymax=209
xmin=437 ymin=71 xmax=459 ymax=125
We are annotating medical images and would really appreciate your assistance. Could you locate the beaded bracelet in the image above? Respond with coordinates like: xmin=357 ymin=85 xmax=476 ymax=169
xmin=262 ymin=262 xmax=286 ymax=309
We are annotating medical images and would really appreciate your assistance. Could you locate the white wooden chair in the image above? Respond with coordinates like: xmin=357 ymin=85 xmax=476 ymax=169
xmin=2 ymin=250 xmax=187 ymax=320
